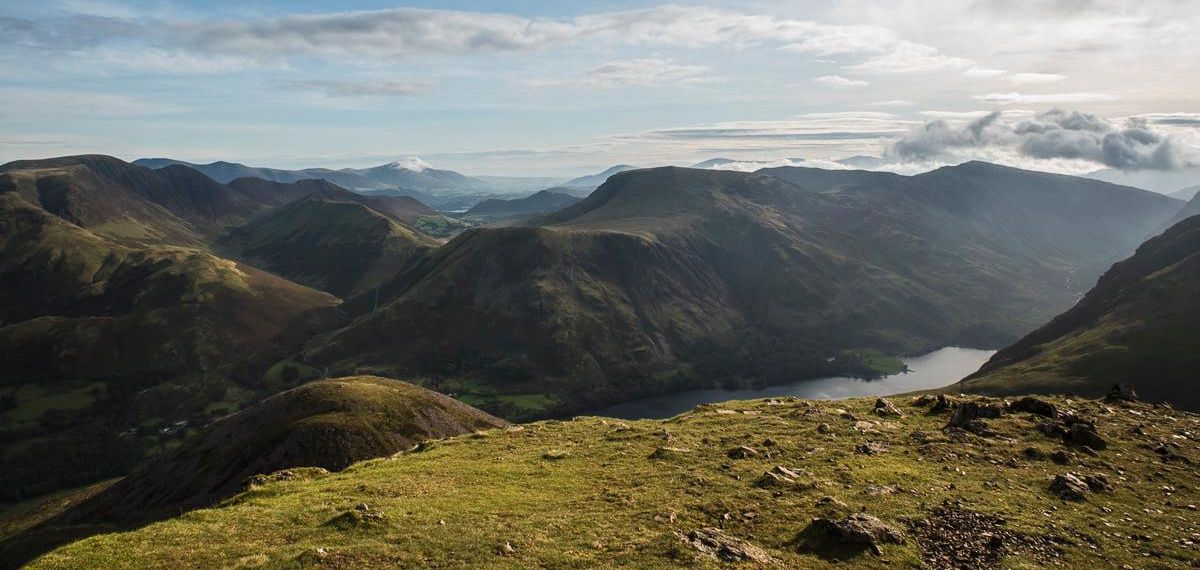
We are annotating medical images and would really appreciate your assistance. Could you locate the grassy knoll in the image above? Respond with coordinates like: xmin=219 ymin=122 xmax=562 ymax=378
xmin=28 ymin=394 xmax=1200 ymax=569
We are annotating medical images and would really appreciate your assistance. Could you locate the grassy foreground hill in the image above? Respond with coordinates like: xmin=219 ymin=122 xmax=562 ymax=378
xmin=959 ymin=213 xmax=1200 ymax=408
xmin=21 ymin=392 xmax=1200 ymax=569
xmin=0 ymin=377 xmax=507 ymax=567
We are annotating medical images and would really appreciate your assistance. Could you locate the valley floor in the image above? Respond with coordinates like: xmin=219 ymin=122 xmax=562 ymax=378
xmin=26 ymin=395 xmax=1200 ymax=569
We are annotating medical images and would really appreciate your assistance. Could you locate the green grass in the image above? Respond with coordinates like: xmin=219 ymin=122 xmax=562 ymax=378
xmin=849 ymin=350 xmax=907 ymax=376
xmin=494 ymin=393 xmax=556 ymax=413
xmin=27 ymin=394 xmax=1200 ymax=569
xmin=0 ymin=382 xmax=105 ymax=427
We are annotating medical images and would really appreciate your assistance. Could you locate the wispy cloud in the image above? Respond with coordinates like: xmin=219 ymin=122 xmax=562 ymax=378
xmin=275 ymin=79 xmax=434 ymax=98
xmin=530 ymin=58 xmax=719 ymax=89
xmin=973 ymin=92 xmax=1121 ymax=104
xmin=5 ymin=5 xmax=975 ymax=78
xmin=1007 ymin=72 xmax=1066 ymax=84
xmin=815 ymin=75 xmax=869 ymax=89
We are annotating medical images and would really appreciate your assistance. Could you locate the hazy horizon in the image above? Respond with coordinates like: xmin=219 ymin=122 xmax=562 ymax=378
xmin=2 ymin=0 xmax=1198 ymax=180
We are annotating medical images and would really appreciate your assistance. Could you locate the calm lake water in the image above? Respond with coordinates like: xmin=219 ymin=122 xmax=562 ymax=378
xmin=592 ymin=347 xmax=996 ymax=420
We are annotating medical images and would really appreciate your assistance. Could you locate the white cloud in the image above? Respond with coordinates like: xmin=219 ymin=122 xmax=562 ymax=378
xmin=77 ymin=47 xmax=269 ymax=74
xmin=1007 ymin=72 xmax=1066 ymax=84
xmin=849 ymin=41 xmax=973 ymax=74
xmin=10 ymin=5 xmax=976 ymax=78
xmin=815 ymin=75 xmax=869 ymax=89
xmin=963 ymin=67 xmax=1007 ymax=78
xmin=973 ymin=92 xmax=1121 ymax=105
xmin=275 ymin=79 xmax=434 ymax=98
xmin=892 ymin=108 xmax=1200 ymax=170
xmin=531 ymin=58 xmax=718 ymax=89
xmin=866 ymin=100 xmax=916 ymax=107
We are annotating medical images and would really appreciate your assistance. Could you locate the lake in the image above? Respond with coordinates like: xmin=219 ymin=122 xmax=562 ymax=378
xmin=591 ymin=347 xmax=996 ymax=420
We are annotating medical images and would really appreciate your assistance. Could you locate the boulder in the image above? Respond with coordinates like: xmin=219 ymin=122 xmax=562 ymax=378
xmin=873 ymin=398 xmax=903 ymax=417
xmin=929 ymin=394 xmax=958 ymax=414
xmin=681 ymin=528 xmax=775 ymax=563
xmin=948 ymin=402 xmax=1004 ymax=427
xmin=1106 ymin=383 xmax=1139 ymax=402
xmin=1066 ymin=423 xmax=1107 ymax=450
xmin=1049 ymin=473 xmax=1091 ymax=501
xmin=1008 ymin=397 xmax=1058 ymax=418
xmin=801 ymin=513 xmax=902 ymax=554
xmin=754 ymin=465 xmax=806 ymax=489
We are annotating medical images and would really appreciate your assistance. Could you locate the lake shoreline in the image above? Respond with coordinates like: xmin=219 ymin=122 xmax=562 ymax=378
xmin=590 ymin=347 xmax=996 ymax=420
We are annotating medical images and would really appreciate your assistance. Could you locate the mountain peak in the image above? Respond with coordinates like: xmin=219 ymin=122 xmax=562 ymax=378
xmin=385 ymin=156 xmax=432 ymax=172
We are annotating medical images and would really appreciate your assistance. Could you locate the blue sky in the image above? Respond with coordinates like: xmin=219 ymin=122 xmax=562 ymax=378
xmin=2 ymin=0 xmax=1198 ymax=177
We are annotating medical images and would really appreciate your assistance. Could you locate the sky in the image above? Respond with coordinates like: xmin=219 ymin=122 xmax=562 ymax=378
xmin=2 ymin=0 xmax=1198 ymax=179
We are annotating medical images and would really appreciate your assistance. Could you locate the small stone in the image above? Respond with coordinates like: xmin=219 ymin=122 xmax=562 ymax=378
xmin=817 ymin=423 xmax=832 ymax=434
xmin=855 ymin=442 xmax=888 ymax=455
xmin=728 ymin=445 xmax=760 ymax=459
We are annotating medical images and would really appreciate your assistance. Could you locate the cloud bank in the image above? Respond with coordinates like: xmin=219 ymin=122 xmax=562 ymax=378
xmin=892 ymin=109 xmax=1200 ymax=170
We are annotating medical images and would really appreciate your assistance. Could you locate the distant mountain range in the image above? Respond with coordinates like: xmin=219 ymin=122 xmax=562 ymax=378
xmin=301 ymin=161 xmax=1179 ymax=419
xmin=463 ymin=188 xmax=582 ymax=223
xmin=133 ymin=157 xmax=561 ymax=210
xmin=134 ymin=157 xmax=487 ymax=193
xmin=2 ymin=152 xmax=1191 ymax=509
xmin=561 ymin=165 xmax=637 ymax=189
xmin=1085 ymin=166 xmax=1200 ymax=194
xmin=1170 ymin=184 xmax=1200 ymax=201
xmin=961 ymin=208 xmax=1200 ymax=407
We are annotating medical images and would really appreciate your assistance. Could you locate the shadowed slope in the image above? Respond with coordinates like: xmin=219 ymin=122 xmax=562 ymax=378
xmin=218 ymin=195 xmax=437 ymax=297
xmin=0 ymin=189 xmax=342 ymax=503
xmin=303 ymin=164 xmax=1178 ymax=418
xmin=1 ymin=376 xmax=507 ymax=568
xmin=0 ymin=155 xmax=312 ymax=247
xmin=959 ymin=214 xmax=1200 ymax=408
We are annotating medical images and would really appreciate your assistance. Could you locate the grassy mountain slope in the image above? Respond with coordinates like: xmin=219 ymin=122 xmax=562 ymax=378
xmin=959 ymin=214 xmax=1200 ymax=408
xmin=301 ymin=164 xmax=1178 ymax=419
xmin=218 ymin=196 xmax=437 ymax=297
xmin=134 ymin=158 xmax=391 ymax=191
xmin=562 ymin=165 xmax=637 ymax=189
xmin=1 ymin=376 xmax=507 ymax=567
xmin=304 ymin=225 xmax=751 ymax=417
xmin=134 ymin=157 xmax=492 ymax=194
xmin=24 ymin=393 xmax=1200 ymax=569
xmin=463 ymin=189 xmax=582 ymax=223
xmin=0 ymin=190 xmax=342 ymax=502
xmin=466 ymin=188 xmax=580 ymax=215
xmin=0 ymin=156 xmax=310 ymax=247
xmin=226 ymin=177 xmax=472 ymax=238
